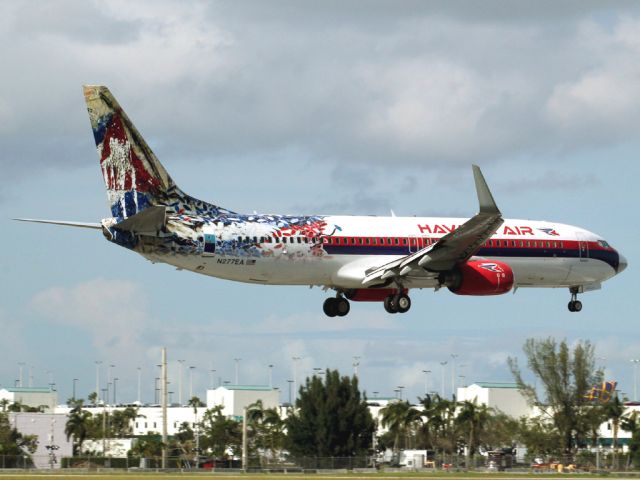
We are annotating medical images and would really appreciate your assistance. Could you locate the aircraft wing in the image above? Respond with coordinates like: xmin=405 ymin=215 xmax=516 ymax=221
xmin=362 ymin=165 xmax=503 ymax=285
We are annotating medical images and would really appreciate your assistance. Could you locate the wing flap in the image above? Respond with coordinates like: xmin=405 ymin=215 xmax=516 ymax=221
xmin=362 ymin=165 xmax=503 ymax=286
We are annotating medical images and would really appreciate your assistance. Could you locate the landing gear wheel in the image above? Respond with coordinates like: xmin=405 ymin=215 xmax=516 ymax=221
xmin=336 ymin=297 xmax=350 ymax=317
xmin=384 ymin=295 xmax=398 ymax=314
xmin=323 ymin=298 xmax=338 ymax=317
xmin=396 ymin=294 xmax=411 ymax=313
xmin=567 ymin=288 xmax=582 ymax=313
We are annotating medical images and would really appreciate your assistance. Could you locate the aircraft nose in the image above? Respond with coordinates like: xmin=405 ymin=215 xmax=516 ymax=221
xmin=617 ymin=253 xmax=627 ymax=274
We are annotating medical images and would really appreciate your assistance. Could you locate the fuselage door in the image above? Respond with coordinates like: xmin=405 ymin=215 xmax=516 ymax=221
xmin=408 ymin=235 xmax=418 ymax=254
xmin=203 ymin=233 xmax=216 ymax=257
xmin=576 ymin=232 xmax=589 ymax=262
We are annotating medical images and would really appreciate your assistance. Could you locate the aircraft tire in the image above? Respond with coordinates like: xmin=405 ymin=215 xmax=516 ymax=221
xmin=384 ymin=296 xmax=398 ymax=314
xmin=323 ymin=298 xmax=338 ymax=317
xmin=573 ymin=300 xmax=582 ymax=312
xmin=396 ymin=294 xmax=411 ymax=313
xmin=336 ymin=297 xmax=350 ymax=317
xmin=568 ymin=301 xmax=575 ymax=312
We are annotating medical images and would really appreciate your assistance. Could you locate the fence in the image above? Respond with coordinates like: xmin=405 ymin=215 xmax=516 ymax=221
xmin=0 ymin=452 xmax=637 ymax=471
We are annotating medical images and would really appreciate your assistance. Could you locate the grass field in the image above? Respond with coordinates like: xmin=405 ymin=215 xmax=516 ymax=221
xmin=0 ymin=472 xmax=621 ymax=480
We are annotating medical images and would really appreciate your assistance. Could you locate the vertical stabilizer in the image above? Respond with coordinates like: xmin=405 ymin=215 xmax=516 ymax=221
xmin=83 ymin=85 xmax=176 ymax=221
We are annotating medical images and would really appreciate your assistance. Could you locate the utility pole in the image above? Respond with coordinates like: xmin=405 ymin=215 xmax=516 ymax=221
xmin=189 ymin=366 xmax=195 ymax=399
xmin=161 ymin=348 xmax=168 ymax=469
xmin=137 ymin=367 xmax=142 ymax=404
xmin=353 ymin=356 xmax=361 ymax=377
xmin=72 ymin=378 xmax=78 ymax=400
xmin=268 ymin=364 xmax=274 ymax=388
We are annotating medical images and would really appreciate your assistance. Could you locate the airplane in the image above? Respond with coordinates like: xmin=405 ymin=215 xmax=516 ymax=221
xmin=16 ymin=85 xmax=627 ymax=317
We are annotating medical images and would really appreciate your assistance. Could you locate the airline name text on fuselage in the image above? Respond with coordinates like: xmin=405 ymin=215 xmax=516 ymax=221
xmin=417 ymin=224 xmax=536 ymax=236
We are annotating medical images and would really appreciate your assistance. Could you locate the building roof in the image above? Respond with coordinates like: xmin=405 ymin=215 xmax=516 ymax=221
xmin=2 ymin=387 xmax=54 ymax=393
xmin=217 ymin=385 xmax=273 ymax=391
xmin=472 ymin=382 xmax=519 ymax=389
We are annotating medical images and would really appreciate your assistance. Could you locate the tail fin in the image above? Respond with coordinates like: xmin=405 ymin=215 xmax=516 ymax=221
xmin=83 ymin=85 xmax=176 ymax=221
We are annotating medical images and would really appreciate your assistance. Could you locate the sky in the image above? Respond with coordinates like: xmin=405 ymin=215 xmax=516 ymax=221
xmin=0 ymin=0 xmax=639 ymax=406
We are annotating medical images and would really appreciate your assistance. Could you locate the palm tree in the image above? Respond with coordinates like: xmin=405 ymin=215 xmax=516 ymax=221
xmin=455 ymin=399 xmax=492 ymax=468
xmin=187 ymin=396 xmax=203 ymax=467
xmin=604 ymin=395 xmax=625 ymax=469
xmin=65 ymin=399 xmax=92 ymax=455
xmin=380 ymin=400 xmax=422 ymax=462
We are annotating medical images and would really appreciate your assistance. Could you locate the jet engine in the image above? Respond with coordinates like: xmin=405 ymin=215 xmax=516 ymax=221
xmin=443 ymin=259 xmax=514 ymax=296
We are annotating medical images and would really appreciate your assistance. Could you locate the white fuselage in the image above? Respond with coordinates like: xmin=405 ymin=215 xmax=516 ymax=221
xmin=137 ymin=215 xmax=621 ymax=291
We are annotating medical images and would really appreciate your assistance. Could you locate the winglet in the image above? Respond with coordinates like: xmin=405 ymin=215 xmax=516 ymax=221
xmin=472 ymin=165 xmax=500 ymax=215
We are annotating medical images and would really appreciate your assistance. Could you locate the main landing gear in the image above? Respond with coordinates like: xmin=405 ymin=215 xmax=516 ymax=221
xmin=323 ymin=296 xmax=350 ymax=317
xmin=383 ymin=293 xmax=411 ymax=314
xmin=568 ymin=287 xmax=583 ymax=312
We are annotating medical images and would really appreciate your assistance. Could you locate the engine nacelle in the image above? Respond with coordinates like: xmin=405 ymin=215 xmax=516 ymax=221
xmin=345 ymin=288 xmax=407 ymax=302
xmin=444 ymin=260 xmax=514 ymax=296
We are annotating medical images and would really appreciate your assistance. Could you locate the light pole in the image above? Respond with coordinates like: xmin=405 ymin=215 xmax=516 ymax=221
xmin=268 ymin=364 xmax=274 ymax=388
xmin=459 ymin=375 xmax=466 ymax=387
xmin=397 ymin=386 xmax=405 ymax=401
xmin=29 ymin=365 xmax=34 ymax=388
xmin=94 ymin=361 xmax=102 ymax=402
xmin=440 ymin=361 xmax=448 ymax=398
xmin=178 ymin=360 xmax=185 ymax=406
xmin=210 ymin=369 xmax=216 ymax=390
xmin=113 ymin=378 xmax=119 ymax=405
xmin=155 ymin=377 xmax=160 ymax=404
xmin=353 ymin=356 xmax=361 ymax=377
xmin=292 ymin=356 xmax=301 ymax=401
xmin=422 ymin=370 xmax=431 ymax=396
xmin=72 ymin=378 xmax=78 ymax=400
xmin=632 ymin=359 xmax=640 ymax=401
xmin=189 ymin=366 xmax=195 ymax=399
xmin=18 ymin=362 xmax=25 ymax=388
xmin=234 ymin=358 xmax=242 ymax=385
xmin=287 ymin=380 xmax=294 ymax=405
xmin=107 ymin=364 xmax=115 ymax=405
xmin=137 ymin=367 xmax=142 ymax=404
xmin=451 ymin=354 xmax=459 ymax=399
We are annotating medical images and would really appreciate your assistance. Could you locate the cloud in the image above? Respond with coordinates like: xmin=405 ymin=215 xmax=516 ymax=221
xmin=3 ymin=2 xmax=640 ymax=192
xmin=30 ymin=278 xmax=150 ymax=354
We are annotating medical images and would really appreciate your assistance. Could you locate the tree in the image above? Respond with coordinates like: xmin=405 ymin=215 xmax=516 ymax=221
xmin=419 ymin=394 xmax=457 ymax=454
xmin=0 ymin=412 xmax=38 ymax=467
xmin=508 ymin=337 xmax=602 ymax=456
xmin=199 ymin=405 xmax=241 ymax=459
xmin=285 ymin=369 xmax=374 ymax=458
xmin=65 ymin=399 xmax=92 ymax=455
xmin=87 ymin=392 xmax=98 ymax=406
xmin=622 ymin=411 xmax=640 ymax=468
xmin=456 ymin=400 xmax=492 ymax=467
xmin=246 ymin=400 xmax=285 ymax=463
xmin=603 ymin=395 xmax=625 ymax=469
xmin=380 ymin=400 xmax=422 ymax=458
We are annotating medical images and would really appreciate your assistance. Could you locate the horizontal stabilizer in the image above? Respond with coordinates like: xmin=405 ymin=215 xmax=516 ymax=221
xmin=112 ymin=205 xmax=166 ymax=234
xmin=13 ymin=218 xmax=101 ymax=229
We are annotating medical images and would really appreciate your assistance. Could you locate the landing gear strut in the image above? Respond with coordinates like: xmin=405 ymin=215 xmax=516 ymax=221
xmin=568 ymin=288 xmax=582 ymax=312
xmin=323 ymin=295 xmax=350 ymax=317
xmin=383 ymin=293 xmax=411 ymax=314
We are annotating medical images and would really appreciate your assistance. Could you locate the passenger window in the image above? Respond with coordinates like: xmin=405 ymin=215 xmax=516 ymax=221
xmin=394 ymin=238 xmax=399 ymax=245
xmin=402 ymin=238 xmax=407 ymax=245
xmin=297 ymin=237 xmax=301 ymax=244
xmin=526 ymin=241 xmax=530 ymax=247
xmin=365 ymin=238 xmax=370 ymax=245
xmin=519 ymin=241 xmax=523 ymax=247
xmin=358 ymin=238 xmax=363 ymax=245
xmin=237 ymin=236 xmax=242 ymax=242
xmin=546 ymin=241 xmax=550 ymax=248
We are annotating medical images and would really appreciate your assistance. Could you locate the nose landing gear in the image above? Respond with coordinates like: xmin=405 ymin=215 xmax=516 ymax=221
xmin=568 ymin=288 xmax=582 ymax=312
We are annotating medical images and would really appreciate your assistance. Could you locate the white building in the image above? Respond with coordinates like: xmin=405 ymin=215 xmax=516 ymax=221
xmin=207 ymin=385 xmax=279 ymax=417
xmin=456 ymin=382 xmax=530 ymax=418
xmin=9 ymin=412 xmax=72 ymax=469
xmin=0 ymin=387 xmax=58 ymax=412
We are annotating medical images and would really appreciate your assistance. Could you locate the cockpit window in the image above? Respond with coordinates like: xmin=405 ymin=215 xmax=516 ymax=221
xmin=598 ymin=240 xmax=610 ymax=248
